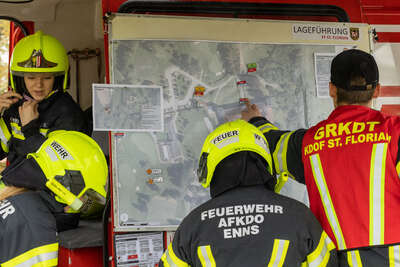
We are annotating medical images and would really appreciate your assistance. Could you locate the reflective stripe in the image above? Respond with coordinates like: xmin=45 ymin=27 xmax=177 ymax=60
xmin=347 ymin=250 xmax=362 ymax=267
xmin=10 ymin=122 xmax=25 ymax=140
xmin=389 ymin=244 xmax=400 ymax=267
xmin=305 ymin=231 xmax=336 ymax=267
xmin=31 ymin=257 xmax=58 ymax=267
xmin=369 ymin=143 xmax=387 ymax=245
xmin=258 ymin=123 xmax=279 ymax=134
xmin=2 ymin=243 xmax=58 ymax=267
xmin=0 ymin=118 xmax=10 ymax=153
xmin=45 ymin=90 xmax=56 ymax=99
xmin=310 ymin=154 xmax=346 ymax=250
xmin=197 ymin=245 xmax=216 ymax=267
xmin=267 ymin=239 xmax=289 ymax=267
xmin=396 ymin=161 xmax=400 ymax=179
xmin=275 ymin=172 xmax=289 ymax=193
xmin=273 ymin=131 xmax=294 ymax=178
xmin=10 ymin=122 xmax=49 ymax=138
xmin=161 ymin=243 xmax=189 ymax=267
xmin=40 ymin=128 xmax=49 ymax=137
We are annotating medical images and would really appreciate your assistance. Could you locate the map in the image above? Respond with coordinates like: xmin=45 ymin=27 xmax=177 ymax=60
xmin=93 ymin=84 xmax=163 ymax=131
xmin=105 ymin=39 xmax=340 ymax=230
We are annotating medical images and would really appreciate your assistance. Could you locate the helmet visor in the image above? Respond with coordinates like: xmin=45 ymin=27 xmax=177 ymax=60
xmin=197 ymin=152 xmax=209 ymax=184
xmin=78 ymin=188 xmax=106 ymax=218
xmin=50 ymin=171 xmax=105 ymax=216
xmin=55 ymin=170 xmax=86 ymax=196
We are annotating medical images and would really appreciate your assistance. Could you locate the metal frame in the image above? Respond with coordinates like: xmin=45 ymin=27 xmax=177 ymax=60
xmin=118 ymin=1 xmax=350 ymax=22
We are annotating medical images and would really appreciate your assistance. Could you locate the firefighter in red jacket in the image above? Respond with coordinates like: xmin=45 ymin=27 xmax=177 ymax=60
xmin=242 ymin=49 xmax=400 ymax=266
xmin=160 ymin=120 xmax=338 ymax=266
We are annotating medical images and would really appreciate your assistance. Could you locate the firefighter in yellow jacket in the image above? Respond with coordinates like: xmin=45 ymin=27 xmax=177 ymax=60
xmin=0 ymin=131 xmax=108 ymax=266
xmin=160 ymin=120 xmax=338 ymax=267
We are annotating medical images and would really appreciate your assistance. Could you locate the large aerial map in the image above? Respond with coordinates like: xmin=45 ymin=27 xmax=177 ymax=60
xmin=106 ymin=40 xmax=338 ymax=230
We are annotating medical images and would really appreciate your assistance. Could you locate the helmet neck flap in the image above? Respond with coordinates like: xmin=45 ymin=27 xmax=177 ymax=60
xmin=209 ymin=151 xmax=277 ymax=198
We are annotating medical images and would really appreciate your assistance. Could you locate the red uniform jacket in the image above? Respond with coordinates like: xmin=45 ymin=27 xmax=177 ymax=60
xmin=302 ymin=105 xmax=400 ymax=250
xmin=250 ymin=105 xmax=400 ymax=265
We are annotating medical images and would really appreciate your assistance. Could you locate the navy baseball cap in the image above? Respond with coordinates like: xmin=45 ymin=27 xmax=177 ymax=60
xmin=330 ymin=49 xmax=379 ymax=91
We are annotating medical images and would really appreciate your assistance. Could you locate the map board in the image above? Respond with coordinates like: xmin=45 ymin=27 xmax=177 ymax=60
xmin=106 ymin=14 xmax=371 ymax=231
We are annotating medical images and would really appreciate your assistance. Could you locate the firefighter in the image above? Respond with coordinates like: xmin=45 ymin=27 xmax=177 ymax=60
xmin=242 ymin=49 xmax=400 ymax=266
xmin=0 ymin=30 xmax=89 ymax=164
xmin=0 ymin=130 xmax=108 ymax=266
xmin=160 ymin=120 xmax=338 ymax=266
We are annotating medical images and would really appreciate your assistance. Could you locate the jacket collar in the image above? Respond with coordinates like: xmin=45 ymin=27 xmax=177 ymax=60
xmin=38 ymin=90 xmax=63 ymax=112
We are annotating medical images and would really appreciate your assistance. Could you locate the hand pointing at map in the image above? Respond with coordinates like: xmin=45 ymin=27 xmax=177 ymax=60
xmin=241 ymin=101 xmax=261 ymax=122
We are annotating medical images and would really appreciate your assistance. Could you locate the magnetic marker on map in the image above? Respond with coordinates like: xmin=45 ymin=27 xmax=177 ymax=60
xmin=194 ymin=86 xmax=205 ymax=96
xmin=236 ymin=79 xmax=249 ymax=103
xmin=147 ymin=177 xmax=163 ymax=184
xmin=247 ymin=63 xmax=257 ymax=73
xmin=146 ymin=168 xmax=162 ymax=175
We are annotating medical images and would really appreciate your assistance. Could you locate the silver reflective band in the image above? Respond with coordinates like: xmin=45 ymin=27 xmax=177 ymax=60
xmin=370 ymin=143 xmax=387 ymax=245
xmin=268 ymin=239 xmax=289 ymax=267
xmin=165 ymin=249 xmax=180 ymax=267
xmin=347 ymin=250 xmax=362 ymax=267
xmin=389 ymin=245 xmax=400 ymax=267
xmin=14 ymin=251 xmax=57 ymax=267
xmin=198 ymin=246 xmax=215 ymax=267
xmin=310 ymin=154 xmax=346 ymax=250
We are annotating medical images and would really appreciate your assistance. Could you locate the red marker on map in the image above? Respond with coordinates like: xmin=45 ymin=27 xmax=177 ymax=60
xmin=247 ymin=63 xmax=257 ymax=73
xmin=194 ymin=86 xmax=205 ymax=96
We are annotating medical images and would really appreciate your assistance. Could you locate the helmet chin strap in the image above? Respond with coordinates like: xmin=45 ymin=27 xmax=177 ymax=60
xmin=22 ymin=83 xmax=31 ymax=98
xmin=13 ymin=76 xmax=34 ymax=99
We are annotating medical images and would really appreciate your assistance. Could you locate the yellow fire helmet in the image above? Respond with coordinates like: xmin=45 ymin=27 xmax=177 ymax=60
xmin=27 ymin=130 xmax=108 ymax=216
xmin=197 ymin=119 xmax=273 ymax=188
xmin=9 ymin=30 xmax=69 ymax=92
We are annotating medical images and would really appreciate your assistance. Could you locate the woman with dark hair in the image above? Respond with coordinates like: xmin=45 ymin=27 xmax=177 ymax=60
xmin=0 ymin=30 xmax=89 ymax=164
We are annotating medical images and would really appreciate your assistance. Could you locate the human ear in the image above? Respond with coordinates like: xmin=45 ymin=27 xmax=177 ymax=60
xmin=372 ymin=83 xmax=381 ymax=99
